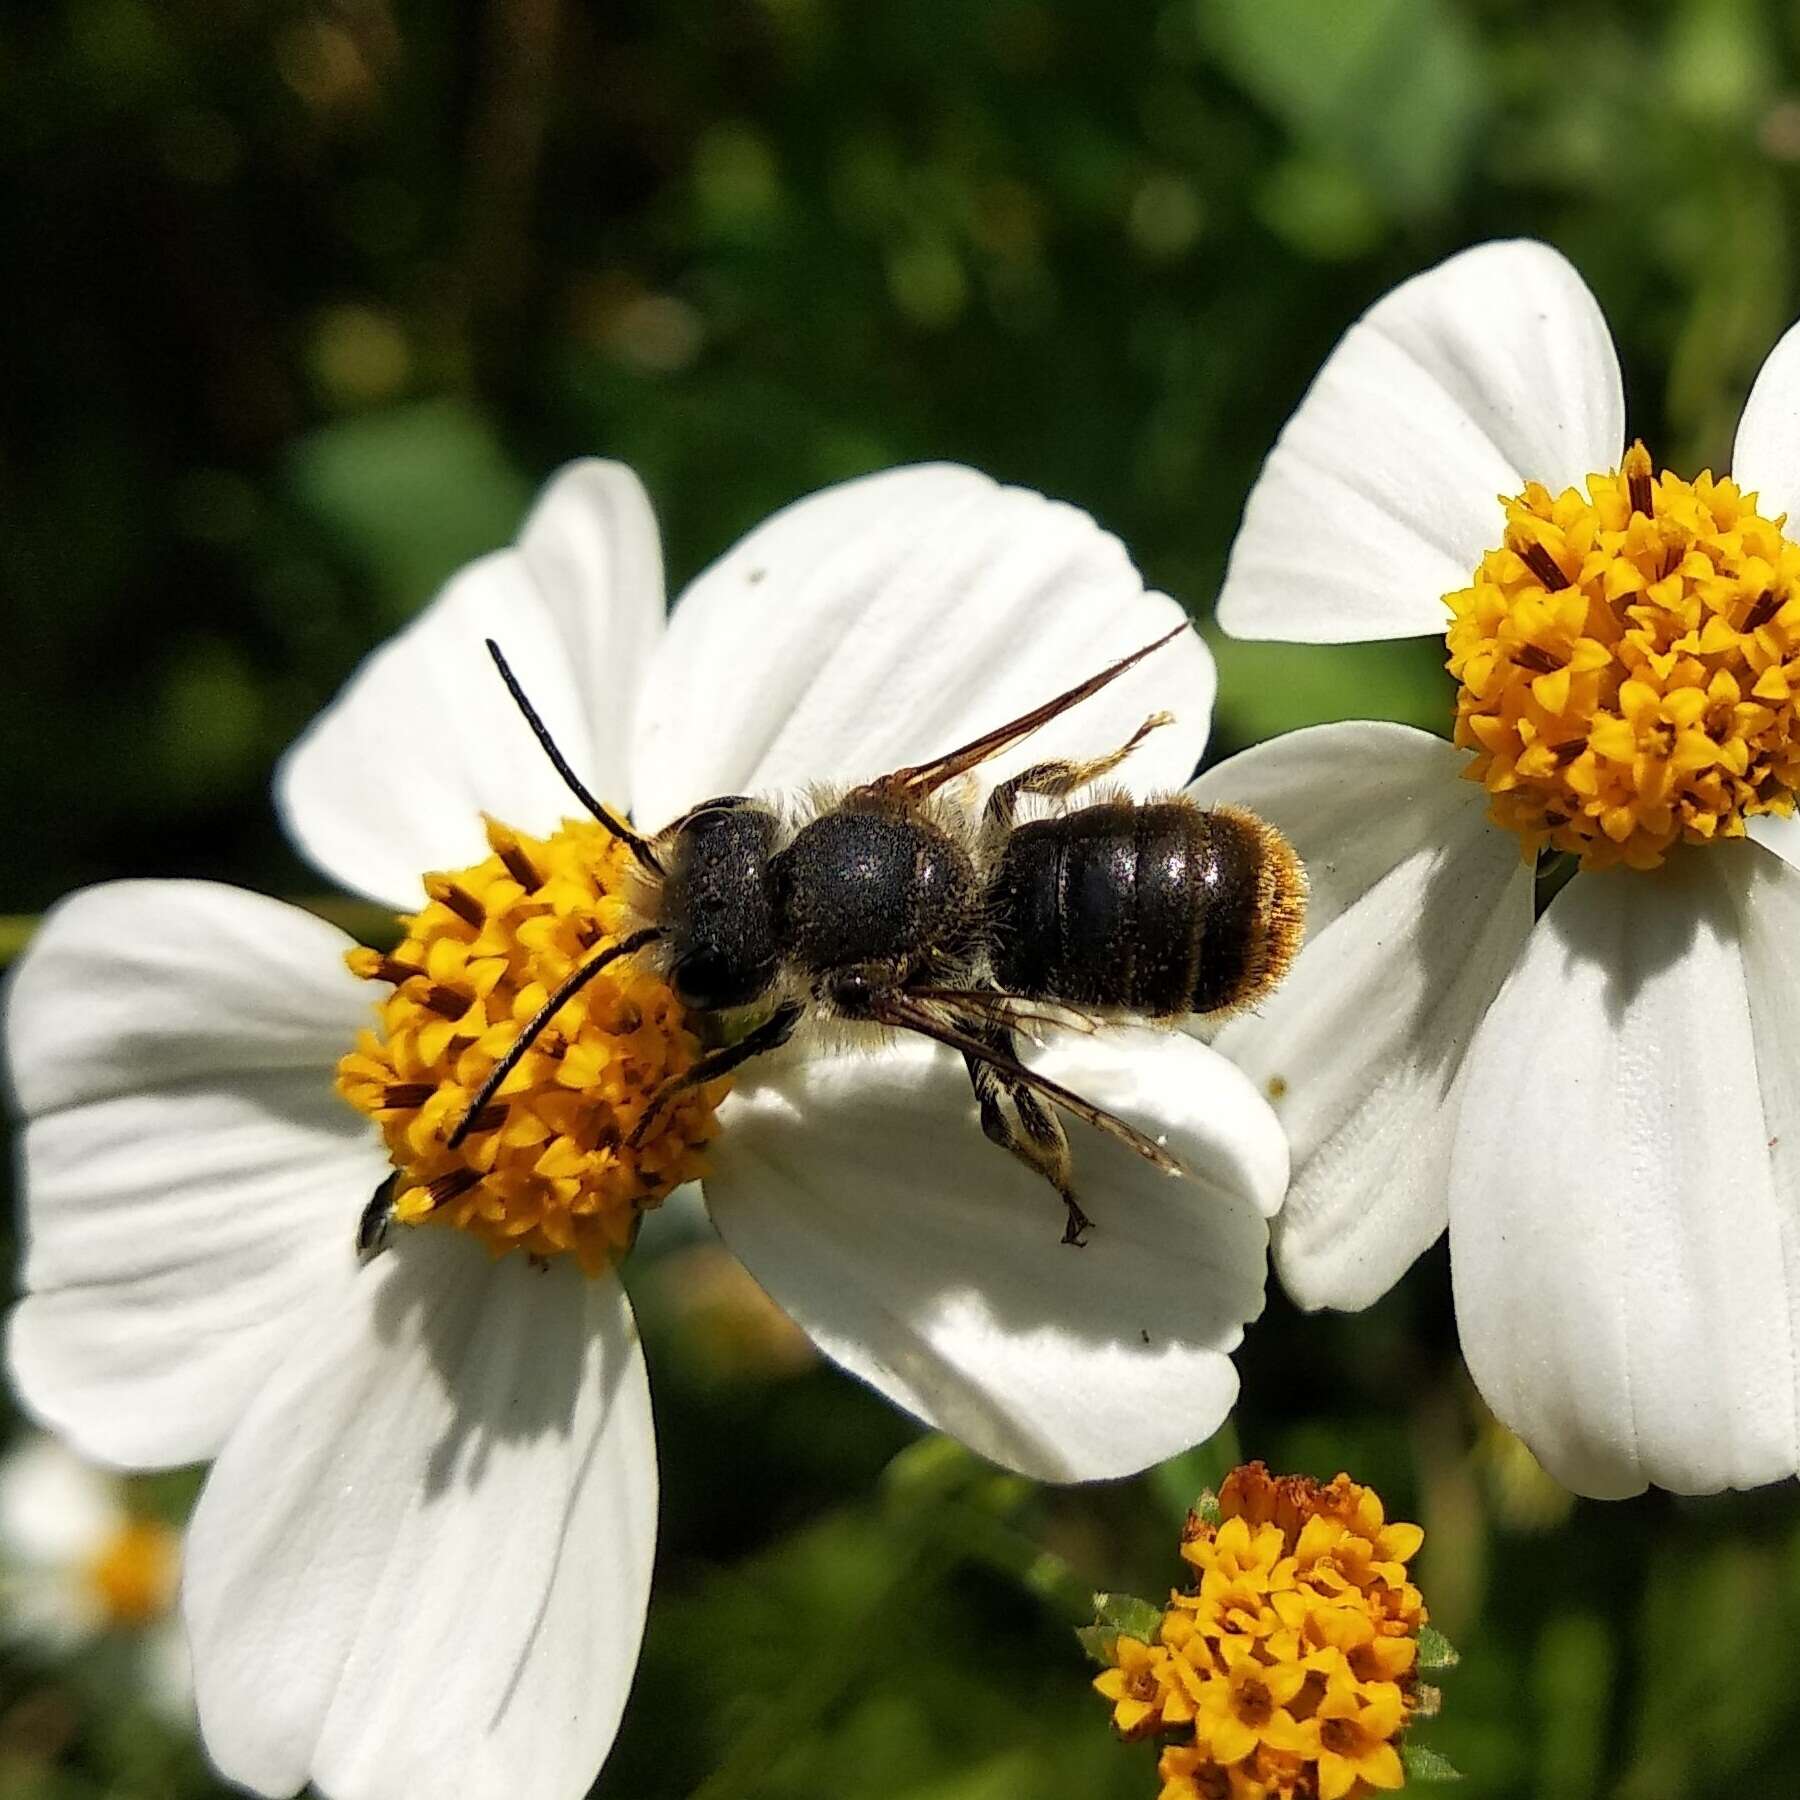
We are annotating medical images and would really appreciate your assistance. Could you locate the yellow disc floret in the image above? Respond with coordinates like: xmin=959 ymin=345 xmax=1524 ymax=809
xmin=86 ymin=1517 xmax=179 ymax=1629
xmin=1446 ymin=441 xmax=1800 ymax=870
xmin=337 ymin=816 xmax=721 ymax=1276
xmin=1093 ymin=1463 xmax=1428 ymax=1800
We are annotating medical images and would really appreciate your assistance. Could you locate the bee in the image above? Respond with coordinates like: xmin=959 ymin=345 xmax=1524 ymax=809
xmin=364 ymin=624 xmax=1304 ymax=1256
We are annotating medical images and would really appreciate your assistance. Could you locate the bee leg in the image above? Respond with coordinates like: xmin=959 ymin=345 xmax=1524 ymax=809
xmin=626 ymin=1000 xmax=804 ymax=1148
xmin=356 ymin=1171 xmax=400 ymax=1263
xmin=956 ymin=1016 xmax=1092 ymax=1246
xmin=1013 ymin=1087 xmax=1092 ymax=1246
xmin=980 ymin=710 xmax=1175 ymax=845
xmin=963 ymin=1043 xmax=1013 ymax=1149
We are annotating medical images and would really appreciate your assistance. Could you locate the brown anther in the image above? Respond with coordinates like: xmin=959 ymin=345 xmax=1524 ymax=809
xmin=1513 ymin=642 xmax=1562 ymax=674
xmin=381 ymin=1082 xmax=436 ymax=1110
xmin=426 ymin=878 xmax=485 ymax=928
xmin=574 ymin=918 xmax=604 ymax=950
xmin=1517 ymin=541 xmax=1572 ymax=592
xmin=422 ymin=983 xmax=467 ymax=1019
xmin=461 ymin=1103 xmax=507 ymax=1135
xmin=496 ymin=840 xmax=542 ymax=891
xmin=1744 ymin=589 xmax=1782 ymax=633
xmin=1552 ymin=739 xmax=1586 ymax=766
xmin=366 ymin=954 xmax=426 ymax=987
xmin=1629 ymin=464 xmax=1654 ymax=519
xmin=1320 ymin=1718 xmax=1358 ymax=1755
xmin=423 ymin=1168 xmax=481 ymax=1209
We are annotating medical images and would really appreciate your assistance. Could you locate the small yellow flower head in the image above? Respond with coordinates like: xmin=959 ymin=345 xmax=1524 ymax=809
xmin=1092 ymin=1462 xmax=1431 ymax=1800
xmin=1094 ymin=1635 xmax=1202 ymax=1739
xmin=337 ymin=815 xmax=722 ymax=1275
xmin=87 ymin=1516 xmax=180 ymax=1629
xmin=1445 ymin=441 xmax=1800 ymax=869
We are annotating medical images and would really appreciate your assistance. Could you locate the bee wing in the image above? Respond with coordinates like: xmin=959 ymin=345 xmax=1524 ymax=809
xmin=852 ymin=623 xmax=1189 ymax=803
xmin=905 ymin=986 xmax=1103 ymax=1039
xmin=868 ymin=993 xmax=1185 ymax=1180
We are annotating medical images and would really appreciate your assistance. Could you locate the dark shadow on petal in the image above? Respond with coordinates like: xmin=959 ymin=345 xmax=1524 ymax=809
xmin=368 ymin=1232 xmax=631 ymax=1494
xmin=1537 ymin=855 xmax=1710 ymax=1027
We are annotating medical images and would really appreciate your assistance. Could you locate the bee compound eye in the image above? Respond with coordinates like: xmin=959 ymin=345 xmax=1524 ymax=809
xmin=671 ymin=945 xmax=770 ymax=1013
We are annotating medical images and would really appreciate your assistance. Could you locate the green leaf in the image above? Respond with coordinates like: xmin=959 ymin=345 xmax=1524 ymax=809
xmin=1203 ymin=0 xmax=1483 ymax=216
xmin=1091 ymin=1591 xmax=1164 ymax=1645
xmin=1074 ymin=1624 xmax=1119 ymax=1668
xmin=1205 ymin=630 xmax=1453 ymax=750
xmin=1402 ymin=1742 xmax=1465 ymax=1782
xmin=287 ymin=399 xmax=531 ymax=625
xmin=1417 ymin=1625 xmax=1461 ymax=1671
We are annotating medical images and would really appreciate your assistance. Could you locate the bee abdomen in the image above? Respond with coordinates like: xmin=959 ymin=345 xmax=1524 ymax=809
xmin=986 ymin=801 xmax=1305 ymax=1018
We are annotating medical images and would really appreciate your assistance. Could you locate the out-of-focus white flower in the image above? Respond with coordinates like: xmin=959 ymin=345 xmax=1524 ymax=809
xmin=7 ymin=461 xmax=1287 ymax=1800
xmin=1202 ymin=237 xmax=1800 ymax=1500
xmin=0 ymin=1433 xmax=189 ymax=1718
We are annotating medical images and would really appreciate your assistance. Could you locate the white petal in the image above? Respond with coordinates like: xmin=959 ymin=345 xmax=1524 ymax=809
xmin=6 ymin=882 xmax=382 ymax=1467
xmin=1748 ymin=808 xmax=1800 ymax=870
xmin=3 ymin=1570 xmax=102 ymax=1652
xmin=1217 ymin=240 xmax=1625 ymax=643
xmin=142 ymin=1619 xmax=196 ymax=1724
xmin=703 ymin=1029 xmax=1284 ymax=1484
xmin=1451 ymin=848 xmax=1800 ymax=1498
xmin=630 ymin=465 xmax=1211 ymax=828
xmin=278 ymin=461 xmax=665 ymax=909
xmin=184 ymin=1234 xmax=656 ymax=1800
xmin=0 ymin=1436 xmax=121 ymax=1569
xmin=1193 ymin=724 xmax=1534 ymax=1310
xmin=1731 ymin=317 xmax=1800 ymax=523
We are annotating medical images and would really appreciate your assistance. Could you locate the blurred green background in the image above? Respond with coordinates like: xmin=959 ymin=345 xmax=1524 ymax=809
xmin=6 ymin=0 xmax=1800 ymax=1795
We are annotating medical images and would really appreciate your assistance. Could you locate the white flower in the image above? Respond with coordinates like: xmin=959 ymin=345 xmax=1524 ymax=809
xmin=1200 ymin=237 xmax=1800 ymax=1500
xmin=0 ymin=1433 xmax=190 ymax=1719
xmin=6 ymin=461 xmax=1288 ymax=1800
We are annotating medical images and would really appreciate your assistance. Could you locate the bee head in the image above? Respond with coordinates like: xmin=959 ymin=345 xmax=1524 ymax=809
xmin=657 ymin=796 xmax=783 ymax=1013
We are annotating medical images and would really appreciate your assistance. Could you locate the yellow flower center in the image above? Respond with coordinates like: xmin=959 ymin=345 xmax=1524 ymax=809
xmin=1231 ymin=1673 xmax=1274 ymax=1728
xmin=86 ymin=1518 xmax=178 ymax=1628
xmin=1094 ymin=1462 xmax=1427 ymax=1797
xmin=337 ymin=815 xmax=723 ymax=1276
xmin=1445 ymin=441 xmax=1800 ymax=870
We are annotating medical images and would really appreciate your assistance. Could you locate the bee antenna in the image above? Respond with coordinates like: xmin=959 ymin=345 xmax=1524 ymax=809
xmin=483 ymin=639 xmax=665 ymax=876
xmin=446 ymin=925 xmax=665 ymax=1148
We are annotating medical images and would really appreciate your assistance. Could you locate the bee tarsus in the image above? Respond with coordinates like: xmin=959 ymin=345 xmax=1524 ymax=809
xmin=356 ymin=1172 xmax=399 ymax=1264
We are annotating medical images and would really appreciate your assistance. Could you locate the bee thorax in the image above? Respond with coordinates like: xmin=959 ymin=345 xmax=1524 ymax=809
xmin=771 ymin=809 xmax=980 ymax=983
